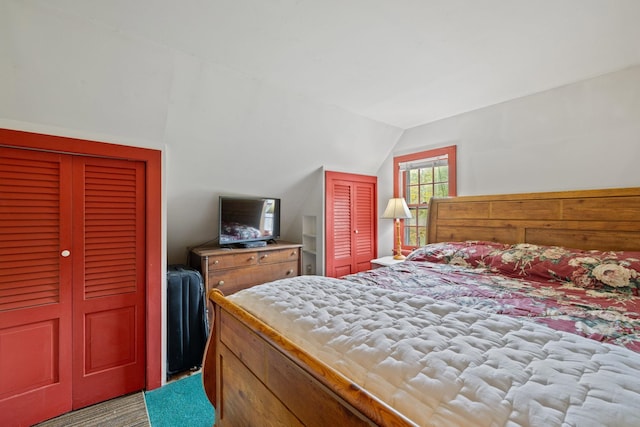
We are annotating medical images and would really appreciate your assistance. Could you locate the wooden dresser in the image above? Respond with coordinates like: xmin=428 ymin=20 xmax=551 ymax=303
xmin=189 ymin=241 xmax=302 ymax=298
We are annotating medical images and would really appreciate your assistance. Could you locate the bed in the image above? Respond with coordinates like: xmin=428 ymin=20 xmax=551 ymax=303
xmin=201 ymin=187 xmax=640 ymax=426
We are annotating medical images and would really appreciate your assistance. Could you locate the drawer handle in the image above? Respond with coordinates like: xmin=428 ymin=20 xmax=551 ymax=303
xmin=217 ymin=280 xmax=224 ymax=286
xmin=249 ymin=256 xmax=256 ymax=261
xmin=286 ymin=269 xmax=294 ymax=275
xmin=214 ymin=260 xmax=219 ymax=264
xmin=261 ymin=254 xmax=268 ymax=259
xmin=291 ymin=251 xmax=297 ymax=256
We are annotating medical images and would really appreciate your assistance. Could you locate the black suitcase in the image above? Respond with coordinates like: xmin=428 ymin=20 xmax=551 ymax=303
xmin=166 ymin=265 xmax=209 ymax=378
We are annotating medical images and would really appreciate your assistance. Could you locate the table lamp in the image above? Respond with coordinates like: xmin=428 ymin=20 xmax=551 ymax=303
xmin=382 ymin=197 xmax=412 ymax=260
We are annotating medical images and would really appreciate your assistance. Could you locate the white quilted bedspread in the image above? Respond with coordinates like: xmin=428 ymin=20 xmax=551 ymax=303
xmin=228 ymin=276 xmax=640 ymax=427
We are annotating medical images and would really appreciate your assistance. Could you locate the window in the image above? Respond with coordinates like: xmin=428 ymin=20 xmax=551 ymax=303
xmin=393 ymin=145 xmax=456 ymax=250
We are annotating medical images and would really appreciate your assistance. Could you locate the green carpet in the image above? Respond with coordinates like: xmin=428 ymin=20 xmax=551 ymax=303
xmin=144 ymin=373 xmax=215 ymax=427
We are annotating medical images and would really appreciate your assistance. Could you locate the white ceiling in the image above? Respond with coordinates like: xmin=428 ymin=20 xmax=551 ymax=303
xmin=34 ymin=0 xmax=640 ymax=129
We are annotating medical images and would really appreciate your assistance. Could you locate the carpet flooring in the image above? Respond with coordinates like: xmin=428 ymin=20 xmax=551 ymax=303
xmin=33 ymin=373 xmax=213 ymax=427
xmin=35 ymin=392 xmax=150 ymax=427
xmin=145 ymin=373 xmax=215 ymax=427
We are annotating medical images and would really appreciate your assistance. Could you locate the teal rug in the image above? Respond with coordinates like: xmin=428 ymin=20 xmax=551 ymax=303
xmin=144 ymin=373 xmax=215 ymax=426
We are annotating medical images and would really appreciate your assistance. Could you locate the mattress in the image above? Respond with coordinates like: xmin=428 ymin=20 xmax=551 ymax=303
xmin=229 ymin=275 xmax=640 ymax=427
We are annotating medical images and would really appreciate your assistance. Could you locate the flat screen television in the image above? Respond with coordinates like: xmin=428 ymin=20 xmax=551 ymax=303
xmin=218 ymin=196 xmax=281 ymax=246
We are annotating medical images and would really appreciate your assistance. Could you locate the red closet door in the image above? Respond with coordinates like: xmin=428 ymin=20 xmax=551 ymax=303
xmin=327 ymin=179 xmax=353 ymax=277
xmin=0 ymin=148 xmax=146 ymax=426
xmin=0 ymin=147 xmax=73 ymax=426
xmin=71 ymin=157 xmax=146 ymax=408
xmin=352 ymin=180 xmax=376 ymax=272
xmin=325 ymin=171 xmax=377 ymax=277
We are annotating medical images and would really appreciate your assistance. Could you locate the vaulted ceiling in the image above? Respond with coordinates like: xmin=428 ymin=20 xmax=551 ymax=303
xmin=32 ymin=0 xmax=640 ymax=129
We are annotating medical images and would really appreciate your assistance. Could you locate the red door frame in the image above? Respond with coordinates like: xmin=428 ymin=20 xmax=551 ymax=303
xmin=0 ymin=128 xmax=162 ymax=391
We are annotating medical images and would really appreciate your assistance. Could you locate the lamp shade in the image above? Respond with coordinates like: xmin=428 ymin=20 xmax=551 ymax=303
xmin=382 ymin=198 xmax=412 ymax=219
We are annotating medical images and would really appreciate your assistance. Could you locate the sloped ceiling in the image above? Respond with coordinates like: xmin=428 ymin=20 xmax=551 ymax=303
xmin=31 ymin=0 xmax=640 ymax=129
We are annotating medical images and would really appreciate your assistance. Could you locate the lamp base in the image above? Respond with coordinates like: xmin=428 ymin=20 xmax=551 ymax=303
xmin=393 ymin=218 xmax=406 ymax=261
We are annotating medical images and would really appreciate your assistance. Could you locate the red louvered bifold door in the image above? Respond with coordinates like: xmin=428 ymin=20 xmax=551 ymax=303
xmin=0 ymin=147 xmax=73 ymax=426
xmin=71 ymin=156 xmax=146 ymax=408
xmin=327 ymin=179 xmax=353 ymax=277
xmin=325 ymin=171 xmax=377 ymax=278
xmin=353 ymin=181 xmax=376 ymax=272
xmin=0 ymin=148 xmax=146 ymax=425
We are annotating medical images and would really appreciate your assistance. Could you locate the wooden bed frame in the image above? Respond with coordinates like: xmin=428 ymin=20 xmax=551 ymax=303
xmin=201 ymin=187 xmax=640 ymax=426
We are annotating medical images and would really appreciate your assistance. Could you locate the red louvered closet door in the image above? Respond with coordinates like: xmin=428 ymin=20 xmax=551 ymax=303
xmin=0 ymin=147 xmax=73 ymax=424
xmin=71 ymin=156 xmax=146 ymax=408
xmin=325 ymin=171 xmax=377 ymax=277
xmin=0 ymin=148 xmax=146 ymax=426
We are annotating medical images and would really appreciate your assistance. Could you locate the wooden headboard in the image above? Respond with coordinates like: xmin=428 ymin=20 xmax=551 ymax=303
xmin=428 ymin=187 xmax=640 ymax=251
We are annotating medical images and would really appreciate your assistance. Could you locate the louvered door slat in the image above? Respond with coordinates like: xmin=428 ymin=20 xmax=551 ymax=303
xmin=0 ymin=257 xmax=57 ymax=271
xmin=0 ymin=269 xmax=59 ymax=285
xmin=0 ymin=287 xmax=59 ymax=311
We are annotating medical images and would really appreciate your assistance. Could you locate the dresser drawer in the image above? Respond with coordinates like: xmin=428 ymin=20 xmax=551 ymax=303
xmin=209 ymin=261 xmax=299 ymax=295
xmin=256 ymin=248 xmax=300 ymax=265
xmin=260 ymin=260 xmax=299 ymax=282
xmin=208 ymin=252 xmax=258 ymax=271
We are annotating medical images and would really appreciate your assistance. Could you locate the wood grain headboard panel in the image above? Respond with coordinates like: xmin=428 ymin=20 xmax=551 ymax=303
xmin=428 ymin=187 xmax=640 ymax=251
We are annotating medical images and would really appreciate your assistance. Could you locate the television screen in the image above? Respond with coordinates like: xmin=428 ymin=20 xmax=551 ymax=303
xmin=219 ymin=196 xmax=281 ymax=246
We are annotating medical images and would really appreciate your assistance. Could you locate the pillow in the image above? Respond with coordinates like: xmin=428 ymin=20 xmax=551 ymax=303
xmin=488 ymin=243 xmax=640 ymax=293
xmin=405 ymin=241 xmax=509 ymax=268
xmin=487 ymin=243 xmax=569 ymax=278
xmin=561 ymin=251 xmax=640 ymax=292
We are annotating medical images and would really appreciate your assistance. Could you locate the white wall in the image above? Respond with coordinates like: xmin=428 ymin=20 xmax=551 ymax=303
xmin=0 ymin=1 xmax=403 ymax=264
xmin=377 ymin=65 xmax=640 ymax=255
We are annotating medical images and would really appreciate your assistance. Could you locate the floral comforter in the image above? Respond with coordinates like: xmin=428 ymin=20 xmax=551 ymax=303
xmin=343 ymin=241 xmax=640 ymax=352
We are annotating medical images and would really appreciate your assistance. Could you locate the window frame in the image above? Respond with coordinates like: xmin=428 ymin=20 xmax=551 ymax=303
xmin=392 ymin=145 xmax=457 ymax=252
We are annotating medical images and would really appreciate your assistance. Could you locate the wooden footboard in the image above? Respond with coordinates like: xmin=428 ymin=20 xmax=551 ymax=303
xmin=201 ymin=289 xmax=415 ymax=427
